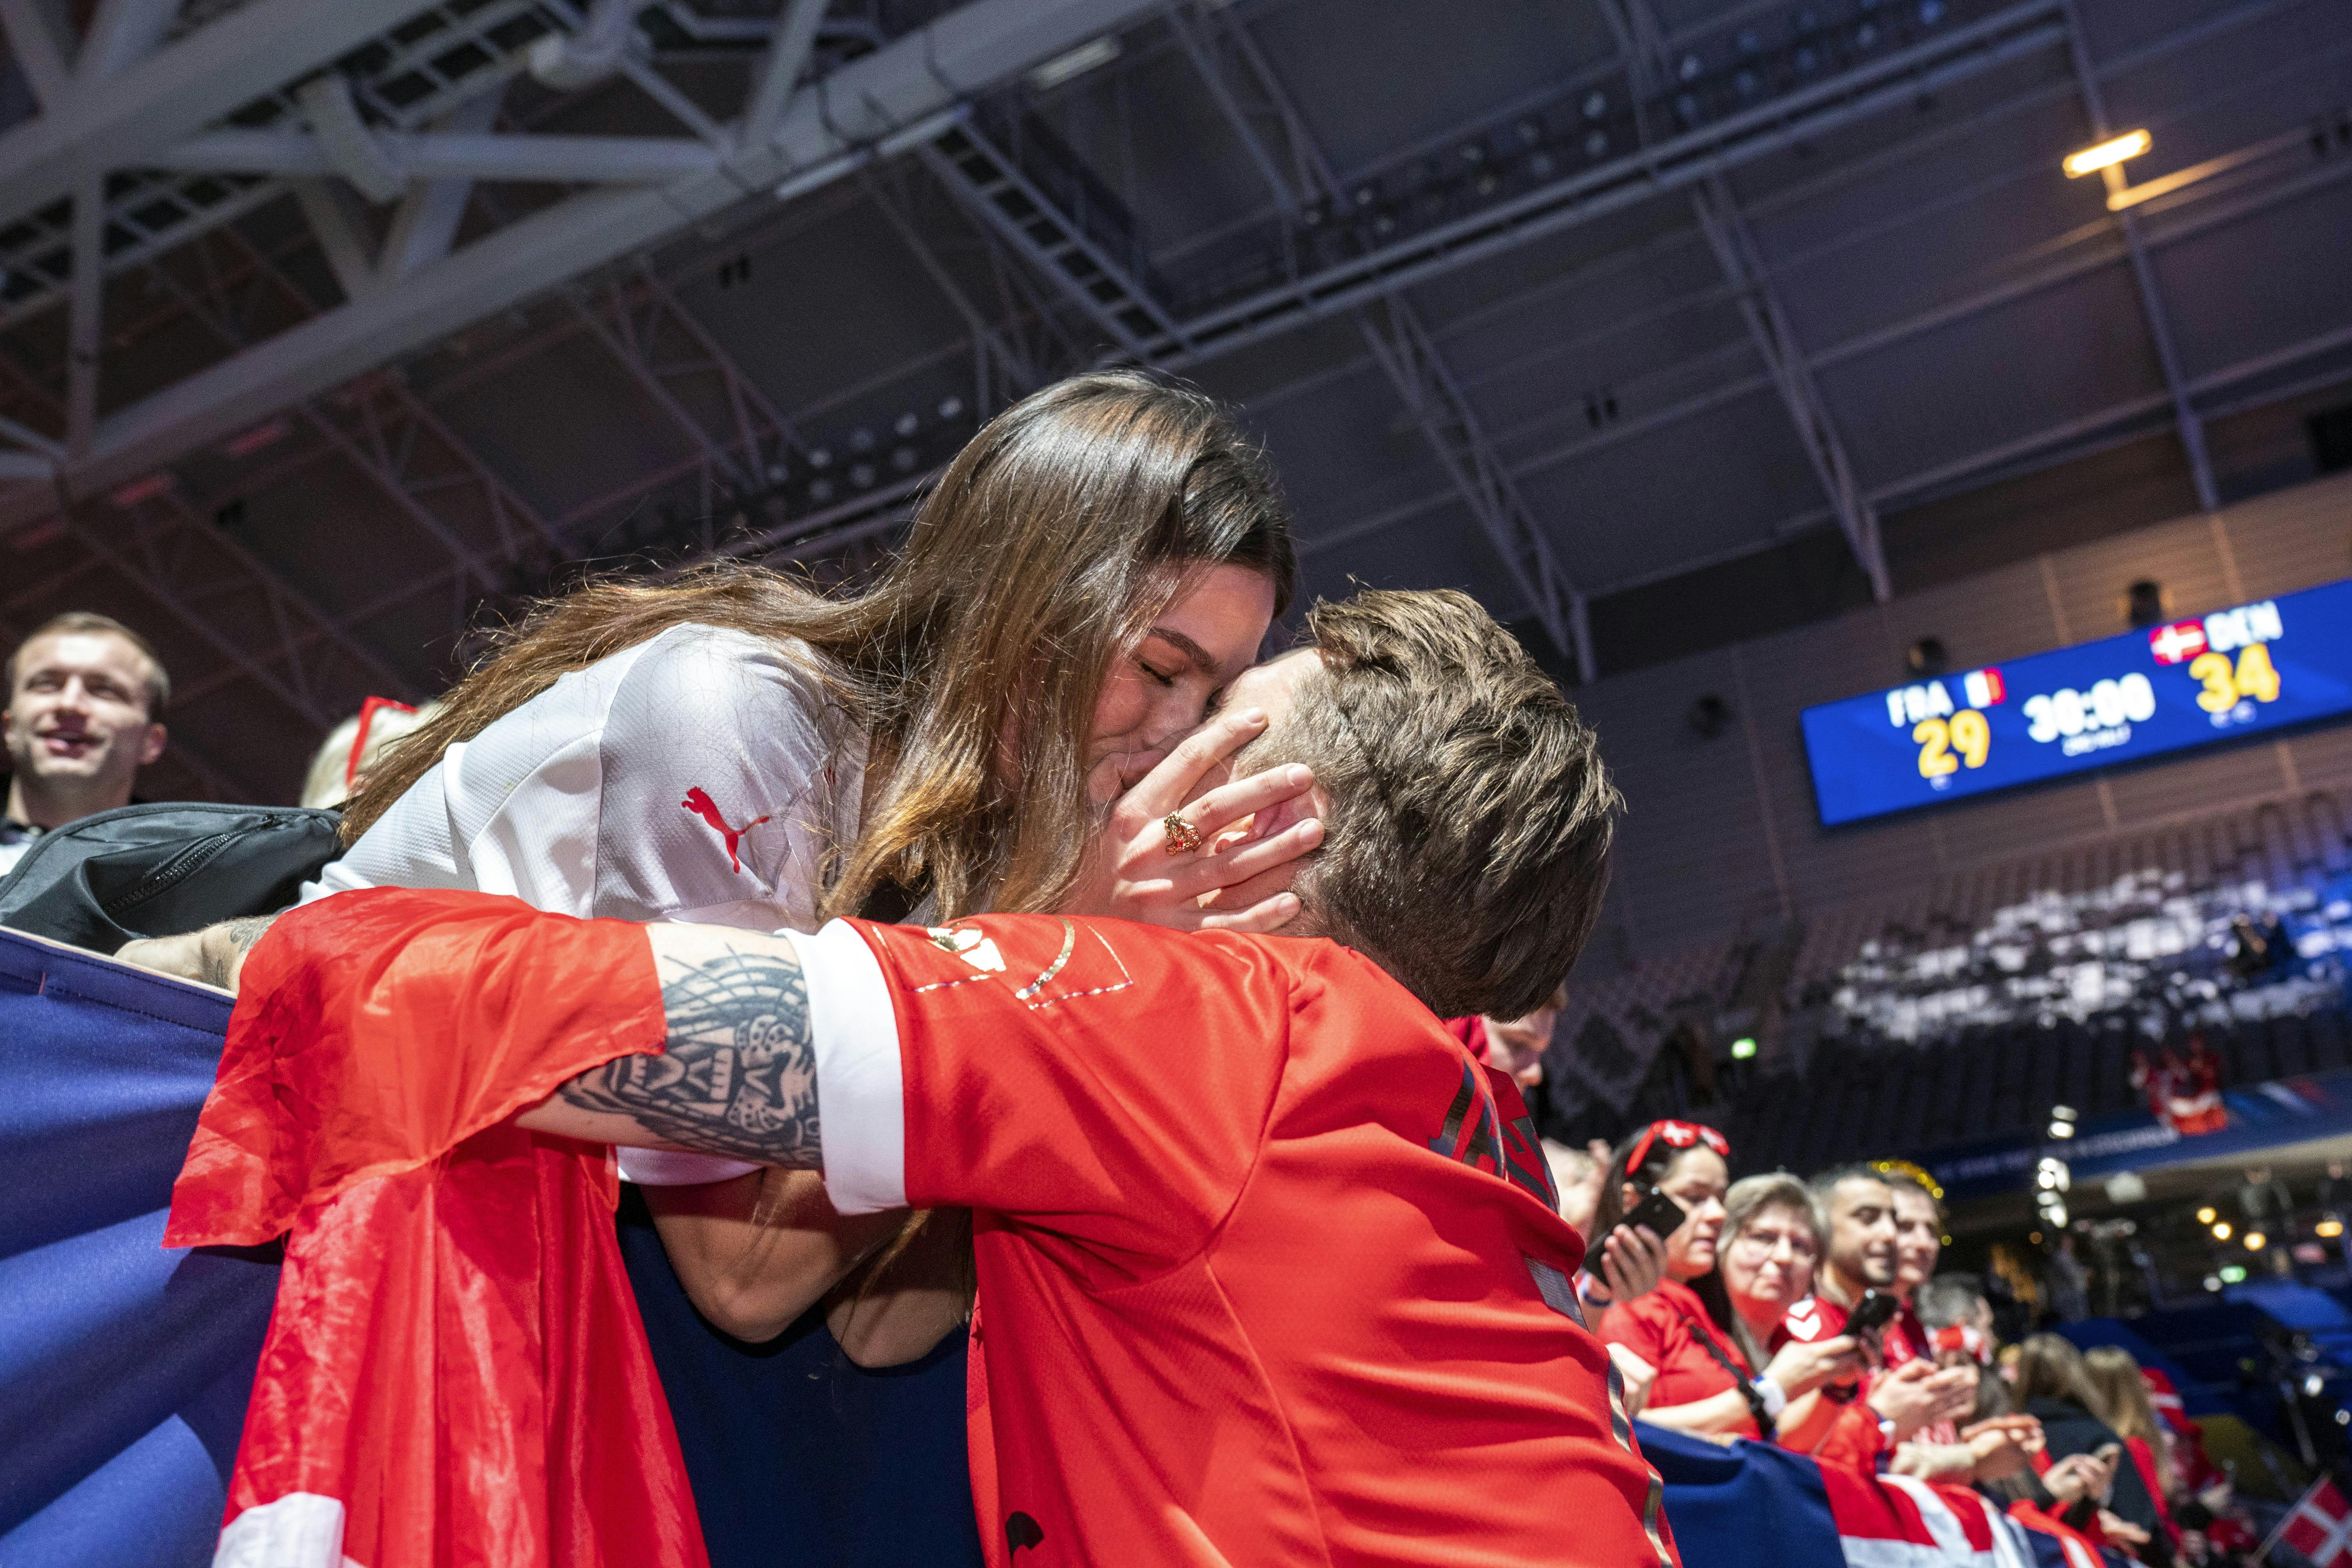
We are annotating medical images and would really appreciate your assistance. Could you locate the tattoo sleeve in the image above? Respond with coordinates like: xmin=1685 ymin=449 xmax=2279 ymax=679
xmin=199 ymin=915 xmax=280 ymax=989
xmin=555 ymin=940 xmax=822 ymax=1167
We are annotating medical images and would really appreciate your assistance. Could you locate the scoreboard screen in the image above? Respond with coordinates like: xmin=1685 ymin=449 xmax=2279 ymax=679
xmin=1800 ymin=577 xmax=2352 ymax=827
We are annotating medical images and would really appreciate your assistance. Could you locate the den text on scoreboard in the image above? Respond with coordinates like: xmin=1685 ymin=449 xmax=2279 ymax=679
xmin=1800 ymin=577 xmax=2352 ymax=827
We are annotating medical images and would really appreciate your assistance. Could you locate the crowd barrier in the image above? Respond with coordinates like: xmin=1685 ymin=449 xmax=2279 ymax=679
xmin=0 ymin=928 xmax=272 ymax=1568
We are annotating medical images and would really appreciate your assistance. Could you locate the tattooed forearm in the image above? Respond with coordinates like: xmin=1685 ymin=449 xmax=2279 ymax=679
xmin=198 ymin=915 xmax=280 ymax=989
xmin=557 ymin=942 xmax=822 ymax=1167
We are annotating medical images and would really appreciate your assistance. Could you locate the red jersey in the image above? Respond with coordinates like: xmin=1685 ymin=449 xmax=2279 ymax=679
xmin=798 ymin=915 xmax=1677 ymax=1567
xmin=1600 ymin=1279 xmax=1761 ymax=1439
xmin=1776 ymin=1293 xmax=1915 ymax=1371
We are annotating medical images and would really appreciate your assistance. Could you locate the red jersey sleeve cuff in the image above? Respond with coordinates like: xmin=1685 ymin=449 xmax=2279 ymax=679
xmin=788 ymin=920 xmax=905 ymax=1214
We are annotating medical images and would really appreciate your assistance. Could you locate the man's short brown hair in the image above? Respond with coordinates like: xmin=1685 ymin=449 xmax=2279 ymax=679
xmin=1266 ymin=588 xmax=1621 ymax=1020
xmin=5 ymin=612 xmax=171 ymax=719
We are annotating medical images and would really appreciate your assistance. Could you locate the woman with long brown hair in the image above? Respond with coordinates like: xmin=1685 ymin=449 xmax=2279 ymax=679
xmin=306 ymin=369 xmax=1310 ymax=1567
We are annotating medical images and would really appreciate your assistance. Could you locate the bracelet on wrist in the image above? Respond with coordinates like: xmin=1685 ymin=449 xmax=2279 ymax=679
xmin=1751 ymin=1375 xmax=1788 ymax=1419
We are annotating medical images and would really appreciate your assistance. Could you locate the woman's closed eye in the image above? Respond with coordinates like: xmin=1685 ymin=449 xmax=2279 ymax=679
xmin=1138 ymin=656 xmax=1180 ymax=688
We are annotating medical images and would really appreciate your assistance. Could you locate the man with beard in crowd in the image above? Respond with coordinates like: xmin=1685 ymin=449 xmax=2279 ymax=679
xmin=1779 ymin=1164 xmax=1902 ymax=1354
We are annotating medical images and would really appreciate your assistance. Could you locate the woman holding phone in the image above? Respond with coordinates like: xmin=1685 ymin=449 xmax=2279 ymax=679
xmin=297 ymin=369 xmax=1315 ymax=1567
xmin=1598 ymin=1151 xmax=1864 ymax=1442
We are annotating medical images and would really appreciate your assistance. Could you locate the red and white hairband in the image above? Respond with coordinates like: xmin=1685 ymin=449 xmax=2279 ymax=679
xmin=1626 ymin=1118 xmax=1730 ymax=1178
xmin=345 ymin=695 xmax=417 ymax=791
xmin=1933 ymin=1323 xmax=1991 ymax=1365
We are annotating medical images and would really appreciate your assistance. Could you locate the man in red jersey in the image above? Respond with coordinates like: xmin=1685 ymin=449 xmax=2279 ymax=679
xmin=178 ymin=590 xmax=1673 ymax=1567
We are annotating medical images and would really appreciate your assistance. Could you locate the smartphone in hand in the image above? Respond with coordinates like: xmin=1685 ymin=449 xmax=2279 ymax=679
xmin=1584 ymin=1185 xmax=1688 ymax=1276
xmin=1847 ymin=1288 xmax=1900 ymax=1366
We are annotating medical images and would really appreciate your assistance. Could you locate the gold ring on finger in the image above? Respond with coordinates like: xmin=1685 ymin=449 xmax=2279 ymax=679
xmin=1162 ymin=813 xmax=1203 ymax=855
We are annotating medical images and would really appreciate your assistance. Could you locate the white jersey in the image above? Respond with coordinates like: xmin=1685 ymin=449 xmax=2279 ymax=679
xmin=303 ymin=621 xmax=867 ymax=1185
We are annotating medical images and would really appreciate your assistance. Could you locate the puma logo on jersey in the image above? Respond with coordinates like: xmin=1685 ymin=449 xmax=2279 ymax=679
xmin=680 ymin=786 xmax=770 ymax=874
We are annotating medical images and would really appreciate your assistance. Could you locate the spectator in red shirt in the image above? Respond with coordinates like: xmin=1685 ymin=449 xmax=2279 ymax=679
xmin=1601 ymin=1167 xmax=1862 ymax=1443
xmin=1885 ymin=1169 xmax=1945 ymax=1365
xmin=1778 ymin=1163 xmax=1901 ymax=1348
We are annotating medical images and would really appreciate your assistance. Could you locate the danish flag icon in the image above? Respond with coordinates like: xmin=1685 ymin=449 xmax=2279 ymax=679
xmin=2283 ymin=1478 xmax=2352 ymax=1567
xmin=681 ymin=786 xmax=770 ymax=874
xmin=2149 ymin=621 xmax=2208 ymax=664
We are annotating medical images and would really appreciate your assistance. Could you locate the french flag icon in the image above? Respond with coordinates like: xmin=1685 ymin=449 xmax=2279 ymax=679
xmin=1962 ymin=668 xmax=2005 ymax=708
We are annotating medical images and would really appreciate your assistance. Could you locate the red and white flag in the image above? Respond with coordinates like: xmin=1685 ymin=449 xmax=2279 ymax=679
xmin=2282 ymin=1478 xmax=2352 ymax=1568
xmin=167 ymin=890 xmax=707 ymax=1568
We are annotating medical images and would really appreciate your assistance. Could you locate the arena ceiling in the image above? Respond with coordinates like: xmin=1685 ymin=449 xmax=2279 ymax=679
xmin=0 ymin=0 xmax=2343 ymax=804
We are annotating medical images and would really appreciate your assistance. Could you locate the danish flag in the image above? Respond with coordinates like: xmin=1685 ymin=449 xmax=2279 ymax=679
xmin=2283 ymin=1477 xmax=2352 ymax=1567
xmin=2149 ymin=621 xmax=2209 ymax=664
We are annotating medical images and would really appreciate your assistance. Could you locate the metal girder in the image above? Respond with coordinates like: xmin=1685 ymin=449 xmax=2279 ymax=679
xmin=306 ymin=376 xmax=563 ymax=590
xmin=0 ymin=0 xmax=1167 ymax=541
xmin=918 ymin=108 xmax=1190 ymax=358
xmin=1600 ymin=0 xmax=1890 ymax=601
xmin=0 ymin=0 xmax=449 ymax=229
xmin=745 ymin=0 xmax=831 ymax=149
xmin=0 ymin=256 xmax=425 ymax=763
xmin=565 ymin=266 xmax=809 ymax=512
xmin=73 ymin=0 xmax=179 ymax=87
xmin=157 ymin=129 xmax=722 ymax=185
xmin=2056 ymin=0 xmax=2219 ymax=512
xmin=1149 ymin=0 xmax=2071 ymax=367
xmin=864 ymin=163 xmax=1085 ymax=412
xmin=1163 ymin=0 xmax=1594 ymax=673
xmin=1356 ymin=298 xmax=1595 ymax=675
xmin=0 ymin=0 xmax=69 ymax=110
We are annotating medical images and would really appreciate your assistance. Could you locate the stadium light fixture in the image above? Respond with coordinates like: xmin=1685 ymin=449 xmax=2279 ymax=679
xmin=2196 ymin=1207 xmax=2217 ymax=1224
xmin=2063 ymin=130 xmax=2151 ymax=178
xmin=1027 ymin=35 xmax=1121 ymax=91
xmin=2047 ymin=1120 xmax=2075 ymax=1139
xmin=2212 ymin=1221 xmax=2233 ymax=1240
xmin=2246 ymin=1232 xmax=2268 ymax=1251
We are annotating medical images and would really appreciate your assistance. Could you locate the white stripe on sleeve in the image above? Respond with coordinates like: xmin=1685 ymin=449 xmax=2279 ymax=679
xmin=785 ymin=922 xmax=905 ymax=1214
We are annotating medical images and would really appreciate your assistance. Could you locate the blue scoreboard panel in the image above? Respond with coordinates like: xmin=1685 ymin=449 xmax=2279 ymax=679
xmin=1801 ymin=577 xmax=2352 ymax=827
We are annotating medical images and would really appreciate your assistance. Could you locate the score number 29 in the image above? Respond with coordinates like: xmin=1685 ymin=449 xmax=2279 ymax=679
xmin=1915 ymin=710 xmax=1990 ymax=778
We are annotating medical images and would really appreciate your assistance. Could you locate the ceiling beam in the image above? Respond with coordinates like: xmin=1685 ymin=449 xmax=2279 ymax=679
xmin=156 ymin=128 xmax=723 ymax=185
xmin=0 ymin=0 xmax=69 ymax=110
xmin=2055 ymin=0 xmax=2218 ymax=513
xmin=0 ymin=0 xmax=1166 ymax=539
xmin=1598 ymin=0 xmax=1890 ymax=602
xmin=0 ymin=0 xmax=448 ymax=229
xmin=1149 ymin=0 xmax=2071 ymax=367
xmin=1162 ymin=0 xmax=1595 ymax=673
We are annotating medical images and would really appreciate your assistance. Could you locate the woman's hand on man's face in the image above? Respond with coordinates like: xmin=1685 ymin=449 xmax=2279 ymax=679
xmin=1062 ymin=705 xmax=1325 ymax=933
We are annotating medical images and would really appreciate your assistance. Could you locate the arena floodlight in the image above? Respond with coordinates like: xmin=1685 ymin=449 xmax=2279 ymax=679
xmin=2247 ymin=1232 xmax=2268 ymax=1251
xmin=2196 ymin=1207 xmax=2217 ymax=1224
xmin=2212 ymin=1221 xmax=2233 ymax=1240
xmin=2063 ymin=130 xmax=2151 ymax=178
xmin=2047 ymin=1120 xmax=2075 ymax=1139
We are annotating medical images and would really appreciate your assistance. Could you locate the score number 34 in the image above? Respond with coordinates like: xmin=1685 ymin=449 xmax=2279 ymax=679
xmin=2189 ymin=644 xmax=2280 ymax=712
xmin=1915 ymin=710 xmax=1989 ymax=778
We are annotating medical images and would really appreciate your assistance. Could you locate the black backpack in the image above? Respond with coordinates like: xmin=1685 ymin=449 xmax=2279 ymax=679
xmin=0 ymin=802 xmax=343 ymax=955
